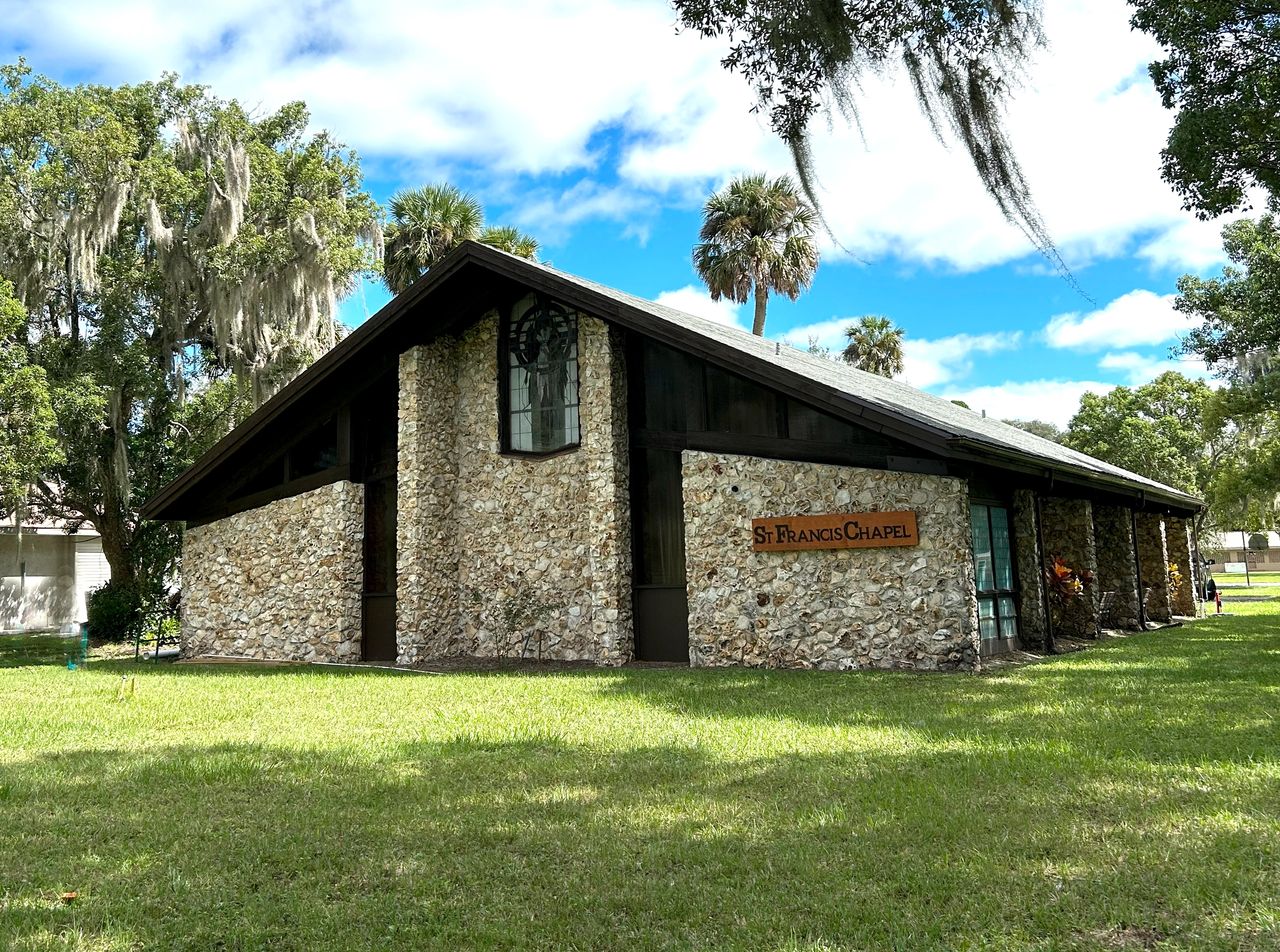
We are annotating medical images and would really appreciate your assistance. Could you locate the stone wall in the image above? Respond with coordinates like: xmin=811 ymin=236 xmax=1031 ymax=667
xmin=396 ymin=339 xmax=462 ymax=663
xmin=1010 ymin=490 xmax=1047 ymax=650
xmin=1135 ymin=512 xmax=1171 ymax=622
xmin=682 ymin=452 xmax=978 ymax=671
xmin=1165 ymin=516 xmax=1196 ymax=616
xmin=181 ymin=480 xmax=364 ymax=661
xmin=396 ymin=309 xmax=633 ymax=664
xmin=1040 ymin=497 xmax=1100 ymax=638
xmin=1092 ymin=504 xmax=1142 ymax=630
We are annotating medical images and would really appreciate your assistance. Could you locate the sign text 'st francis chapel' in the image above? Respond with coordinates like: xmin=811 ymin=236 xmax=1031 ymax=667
xmin=751 ymin=511 xmax=919 ymax=552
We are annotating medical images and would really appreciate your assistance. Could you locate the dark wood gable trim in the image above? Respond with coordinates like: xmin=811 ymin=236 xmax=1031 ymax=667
xmin=141 ymin=241 xmax=1201 ymax=521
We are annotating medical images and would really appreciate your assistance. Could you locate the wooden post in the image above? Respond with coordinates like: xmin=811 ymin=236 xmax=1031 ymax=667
xmin=1131 ymin=509 xmax=1148 ymax=630
xmin=1035 ymin=493 xmax=1056 ymax=655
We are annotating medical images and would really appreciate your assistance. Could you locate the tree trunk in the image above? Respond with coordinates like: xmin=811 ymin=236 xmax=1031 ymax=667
xmin=751 ymin=285 xmax=768 ymax=337
xmin=95 ymin=511 xmax=137 ymax=591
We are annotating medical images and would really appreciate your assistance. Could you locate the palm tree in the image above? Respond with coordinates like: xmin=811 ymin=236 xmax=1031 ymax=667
xmin=479 ymin=225 xmax=539 ymax=260
xmin=382 ymin=184 xmax=483 ymax=294
xmin=842 ymin=316 xmax=905 ymax=378
xmin=383 ymin=185 xmax=541 ymax=293
xmin=692 ymin=174 xmax=818 ymax=337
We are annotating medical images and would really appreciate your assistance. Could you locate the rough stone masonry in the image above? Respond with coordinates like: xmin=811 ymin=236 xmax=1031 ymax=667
xmin=181 ymin=480 xmax=364 ymax=662
xmin=395 ymin=307 xmax=633 ymax=665
xmin=681 ymin=452 xmax=979 ymax=671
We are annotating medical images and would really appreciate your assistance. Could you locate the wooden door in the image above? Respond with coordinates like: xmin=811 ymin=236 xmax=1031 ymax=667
xmin=631 ymin=448 xmax=690 ymax=662
xmin=362 ymin=475 xmax=397 ymax=662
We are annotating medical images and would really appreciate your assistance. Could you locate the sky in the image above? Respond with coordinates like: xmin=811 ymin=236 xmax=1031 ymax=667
xmin=0 ymin=0 xmax=1243 ymax=426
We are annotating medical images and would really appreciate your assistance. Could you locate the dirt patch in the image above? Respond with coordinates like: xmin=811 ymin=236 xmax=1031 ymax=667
xmin=1080 ymin=925 xmax=1165 ymax=949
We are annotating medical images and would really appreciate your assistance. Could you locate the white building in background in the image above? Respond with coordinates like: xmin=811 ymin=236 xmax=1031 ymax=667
xmin=0 ymin=514 xmax=112 ymax=632
xmin=1204 ymin=530 xmax=1280 ymax=574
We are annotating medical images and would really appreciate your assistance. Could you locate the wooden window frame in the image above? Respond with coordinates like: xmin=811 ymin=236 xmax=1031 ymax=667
xmin=498 ymin=293 xmax=583 ymax=458
xmin=971 ymin=500 xmax=1021 ymax=656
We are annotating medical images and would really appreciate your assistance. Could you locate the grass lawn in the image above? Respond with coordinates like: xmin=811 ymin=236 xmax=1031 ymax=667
xmin=1 ymin=599 xmax=1277 ymax=950
xmin=0 ymin=633 xmax=83 ymax=670
xmin=1218 ymin=571 xmax=1280 ymax=587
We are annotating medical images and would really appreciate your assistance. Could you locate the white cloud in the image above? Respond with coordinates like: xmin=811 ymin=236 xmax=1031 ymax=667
xmin=776 ymin=318 xmax=850 ymax=353
xmin=1097 ymin=350 xmax=1214 ymax=386
xmin=944 ymin=379 xmax=1116 ymax=427
xmin=510 ymin=180 xmax=656 ymax=245
xmin=617 ymin=0 xmax=1243 ymax=273
xmin=0 ymin=0 xmax=1244 ymax=271
xmin=778 ymin=320 xmax=1018 ymax=388
xmin=0 ymin=0 xmax=717 ymax=177
xmin=1044 ymin=289 xmax=1191 ymax=350
xmin=654 ymin=286 xmax=745 ymax=329
xmin=901 ymin=333 xmax=1022 ymax=389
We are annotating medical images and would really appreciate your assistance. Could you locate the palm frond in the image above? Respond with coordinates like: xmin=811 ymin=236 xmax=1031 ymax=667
xmin=692 ymin=174 xmax=819 ymax=335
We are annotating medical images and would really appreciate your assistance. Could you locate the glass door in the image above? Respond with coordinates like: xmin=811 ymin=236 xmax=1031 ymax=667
xmin=970 ymin=503 xmax=1019 ymax=655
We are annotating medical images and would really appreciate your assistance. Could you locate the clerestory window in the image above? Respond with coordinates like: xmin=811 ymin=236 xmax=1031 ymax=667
xmin=502 ymin=295 xmax=581 ymax=455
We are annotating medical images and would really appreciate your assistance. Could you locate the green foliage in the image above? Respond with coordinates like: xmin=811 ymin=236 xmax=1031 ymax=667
xmin=841 ymin=315 xmax=905 ymax=377
xmin=805 ymin=335 xmax=834 ymax=360
xmin=1175 ymin=216 xmax=1280 ymax=530
xmin=1178 ymin=215 xmax=1280 ymax=370
xmin=383 ymin=184 xmax=538 ymax=294
xmin=479 ymin=225 xmax=540 ymax=261
xmin=1064 ymin=372 xmax=1211 ymax=497
xmin=1248 ymin=531 xmax=1269 ymax=551
xmin=673 ymin=0 xmax=1057 ymax=266
xmin=0 ymin=279 xmax=58 ymax=510
xmin=1002 ymin=418 xmax=1063 ymax=443
xmin=0 ymin=61 xmax=377 ymax=592
xmin=1204 ymin=418 xmax=1280 ymax=531
xmin=693 ymin=173 xmax=819 ymax=336
xmin=1129 ymin=0 xmax=1280 ymax=217
xmin=86 ymin=579 xmax=144 ymax=643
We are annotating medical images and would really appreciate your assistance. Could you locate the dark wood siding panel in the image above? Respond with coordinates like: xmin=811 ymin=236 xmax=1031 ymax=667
xmin=631 ymin=448 xmax=687 ymax=587
xmin=631 ymin=336 xmax=928 ymax=468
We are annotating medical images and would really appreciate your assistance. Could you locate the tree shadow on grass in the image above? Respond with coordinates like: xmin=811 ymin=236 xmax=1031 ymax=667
xmin=3 ymin=729 xmax=1277 ymax=952
xmin=0 ymin=633 xmax=81 ymax=669
xmin=594 ymin=621 xmax=1280 ymax=770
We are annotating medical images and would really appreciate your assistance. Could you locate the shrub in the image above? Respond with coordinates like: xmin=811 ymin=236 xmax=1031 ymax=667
xmin=86 ymin=580 xmax=144 ymax=643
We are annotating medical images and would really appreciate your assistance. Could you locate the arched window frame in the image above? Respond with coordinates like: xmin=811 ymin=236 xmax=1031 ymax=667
xmin=499 ymin=293 xmax=582 ymax=457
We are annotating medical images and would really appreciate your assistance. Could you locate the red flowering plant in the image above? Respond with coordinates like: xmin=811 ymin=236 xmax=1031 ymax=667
xmin=1044 ymin=556 xmax=1095 ymax=631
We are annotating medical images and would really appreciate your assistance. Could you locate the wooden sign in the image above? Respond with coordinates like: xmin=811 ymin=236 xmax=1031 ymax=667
xmin=751 ymin=511 xmax=918 ymax=552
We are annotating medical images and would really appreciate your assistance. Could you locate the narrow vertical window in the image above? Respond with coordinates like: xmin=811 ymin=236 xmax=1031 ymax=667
xmin=970 ymin=502 xmax=1020 ymax=654
xmin=504 ymin=296 xmax=580 ymax=454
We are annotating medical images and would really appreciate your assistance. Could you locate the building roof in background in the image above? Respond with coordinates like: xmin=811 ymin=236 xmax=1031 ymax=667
xmin=143 ymin=242 xmax=1203 ymax=519
xmin=0 ymin=512 xmax=100 ymax=537
xmin=1205 ymin=531 xmax=1280 ymax=550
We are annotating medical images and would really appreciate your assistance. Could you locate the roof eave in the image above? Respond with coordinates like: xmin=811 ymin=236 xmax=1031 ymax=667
xmin=138 ymin=245 xmax=483 ymax=520
xmin=949 ymin=436 xmax=1203 ymax=513
xmin=142 ymin=240 xmax=1206 ymax=521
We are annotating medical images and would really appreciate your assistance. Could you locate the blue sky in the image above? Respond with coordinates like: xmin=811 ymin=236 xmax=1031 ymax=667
xmin=1 ymin=0 xmax=1238 ymax=424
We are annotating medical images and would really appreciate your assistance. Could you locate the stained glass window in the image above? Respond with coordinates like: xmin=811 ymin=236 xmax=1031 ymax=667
xmin=504 ymin=297 xmax=580 ymax=454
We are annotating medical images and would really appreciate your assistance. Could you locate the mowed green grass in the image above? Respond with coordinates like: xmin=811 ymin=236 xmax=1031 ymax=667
xmin=2 ymin=599 xmax=1278 ymax=951
xmin=0 ymin=633 xmax=81 ymax=669
xmin=1219 ymin=571 xmax=1280 ymax=587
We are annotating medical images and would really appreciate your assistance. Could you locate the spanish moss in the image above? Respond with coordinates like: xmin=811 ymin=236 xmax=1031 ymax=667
xmin=674 ymin=0 xmax=1086 ymax=294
